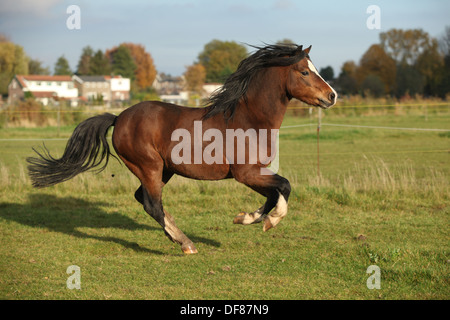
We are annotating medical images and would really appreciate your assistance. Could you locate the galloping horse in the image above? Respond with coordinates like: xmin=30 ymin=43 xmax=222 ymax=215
xmin=27 ymin=44 xmax=337 ymax=254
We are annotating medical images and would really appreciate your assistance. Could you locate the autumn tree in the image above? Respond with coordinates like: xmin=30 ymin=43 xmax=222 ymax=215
xmin=106 ymin=43 xmax=157 ymax=90
xmin=380 ymin=28 xmax=436 ymax=66
xmin=54 ymin=55 xmax=72 ymax=75
xmin=0 ymin=38 xmax=28 ymax=96
xmin=380 ymin=28 xmax=444 ymax=97
xmin=198 ymin=40 xmax=248 ymax=83
xmin=184 ymin=63 xmax=206 ymax=94
xmin=357 ymin=44 xmax=396 ymax=95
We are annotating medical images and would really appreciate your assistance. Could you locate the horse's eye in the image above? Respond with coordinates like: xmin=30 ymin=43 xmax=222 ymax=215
xmin=301 ymin=71 xmax=309 ymax=76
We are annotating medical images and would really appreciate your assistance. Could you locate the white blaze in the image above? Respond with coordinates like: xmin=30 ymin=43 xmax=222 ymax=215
xmin=307 ymin=59 xmax=337 ymax=104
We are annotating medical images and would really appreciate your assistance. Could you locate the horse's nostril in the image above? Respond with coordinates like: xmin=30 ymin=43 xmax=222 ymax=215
xmin=329 ymin=92 xmax=336 ymax=102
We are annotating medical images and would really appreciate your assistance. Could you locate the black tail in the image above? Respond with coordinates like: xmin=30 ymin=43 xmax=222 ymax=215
xmin=27 ymin=113 xmax=117 ymax=188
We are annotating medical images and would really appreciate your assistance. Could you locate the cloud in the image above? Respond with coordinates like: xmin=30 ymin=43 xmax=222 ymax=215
xmin=0 ymin=0 xmax=62 ymax=16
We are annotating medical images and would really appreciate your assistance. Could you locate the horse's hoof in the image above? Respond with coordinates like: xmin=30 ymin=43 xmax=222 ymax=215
xmin=233 ymin=212 xmax=246 ymax=224
xmin=182 ymin=243 xmax=198 ymax=254
xmin=263 ymin=217 xmax=273 ymax=232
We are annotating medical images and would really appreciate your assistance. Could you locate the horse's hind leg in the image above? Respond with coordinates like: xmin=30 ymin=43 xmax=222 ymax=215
xmin=125 ymin=157 xmax=197 ymax=254
xmin=135 ymin=166 xmax=197 ymax=254
xmin=140 ymin=183 xmax=197 ymax=254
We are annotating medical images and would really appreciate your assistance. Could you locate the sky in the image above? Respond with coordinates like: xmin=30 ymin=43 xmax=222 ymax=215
xmin=1 ymin=0 xmax=449 ymax=77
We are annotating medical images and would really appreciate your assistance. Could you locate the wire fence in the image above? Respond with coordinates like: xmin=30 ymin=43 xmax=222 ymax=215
xmin=1 ymin=103 xmax=449 ymax=173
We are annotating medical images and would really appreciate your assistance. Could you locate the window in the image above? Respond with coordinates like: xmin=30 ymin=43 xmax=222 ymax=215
xmin=47 ymin=82 xmax=52 ymax=86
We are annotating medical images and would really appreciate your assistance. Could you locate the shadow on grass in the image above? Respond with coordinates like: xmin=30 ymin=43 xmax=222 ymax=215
xmin=0 ymin=193 xmax=221 ymax=255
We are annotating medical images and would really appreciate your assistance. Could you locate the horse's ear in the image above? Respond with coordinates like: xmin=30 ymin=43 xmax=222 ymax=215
xmin=294 ymin=45 xmax=303 ymax=55
xmin=303 ymin=45 xmax=312 ymax=55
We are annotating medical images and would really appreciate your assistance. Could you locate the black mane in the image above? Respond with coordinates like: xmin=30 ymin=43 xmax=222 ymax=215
xmin=203 ymin=43 xmax=307 ymax=120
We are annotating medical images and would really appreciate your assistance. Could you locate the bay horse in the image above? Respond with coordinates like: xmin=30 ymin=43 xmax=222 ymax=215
xmin=27 ymin=44 xmax=337 ymax=254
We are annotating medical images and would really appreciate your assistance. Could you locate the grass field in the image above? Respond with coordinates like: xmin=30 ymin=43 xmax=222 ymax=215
xmin=0 ymin=106 xmax=449 ymax=300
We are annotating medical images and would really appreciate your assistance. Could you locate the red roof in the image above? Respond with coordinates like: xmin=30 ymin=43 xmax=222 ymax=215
xmin=15 ymin=75 xmax=73 ymax=88
xmin=19 ymin=75 xmax=73 ymax=82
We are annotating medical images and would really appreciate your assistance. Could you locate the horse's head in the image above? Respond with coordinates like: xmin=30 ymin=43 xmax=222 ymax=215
xmin=287 ymin=46 xmax=337 ymax=109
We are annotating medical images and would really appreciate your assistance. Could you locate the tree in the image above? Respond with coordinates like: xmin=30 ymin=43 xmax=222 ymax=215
xmin=319 ymin=66 xmax=334 ymax=81
xmin=380 ymin=28 xmax=445 ymax=97
xmin=380 ymin=28 xmax=436 ymax=66
xmin=28 ymin=59 xmax=50 ymax=75
xmin=198 ymin=40 xmax=248 ymax=83
xmin=357 ymin=44 xmax=396 ymax=94
xmin=415 ymin=39 xmax=444 ymax=96
xmin=0 ymin=39 xmax=29 ymax=95
xmin=335 ymin=61 xmax=358 ymax=95
xmin=361 ymin=74 xmax=385 ymax=97
xmin=437 ymin=26 xmax=450 ymax=98
xmin=439 ymin=26 xmax=450 ymax=56
xmin=54 ymin=55 xmax=72 ymax=75
xmin=108 ymin=45 xmax=136 ymax=80
xmin=395 ymin=64 xmax=424 ymax=97
xmin=120 ymin=43 xmax=156 ymax=90
xmin=76 ymin=46 xmax=94 ymax=75
xmin=90 ymin=50 xmax=111 ymax=75
xmin=184 ymin=63 xmax=206 ymax=94
xmin=106 ymin=43 xmax=156 ymax=89
xmin=276 ymin=39 xmax=296 ymax=45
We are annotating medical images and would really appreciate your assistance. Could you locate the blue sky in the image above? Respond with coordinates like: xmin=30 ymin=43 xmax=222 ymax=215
xmin=1 ymin=0 xmax=449 ymax=76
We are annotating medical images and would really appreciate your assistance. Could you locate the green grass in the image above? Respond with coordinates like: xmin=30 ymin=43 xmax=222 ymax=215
xmin=0 ymin=109 xmax=449 ymax=300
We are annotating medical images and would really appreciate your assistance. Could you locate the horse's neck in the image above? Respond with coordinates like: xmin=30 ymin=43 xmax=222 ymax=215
xmin=233 ymin=68 xmax=290 ymax=130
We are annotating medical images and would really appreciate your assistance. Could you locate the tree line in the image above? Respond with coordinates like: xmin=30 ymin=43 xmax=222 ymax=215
xmin=1 ymin=27 xmax=449 ymax=100
xmin=183 ymin=29 xmax=450 ymax=100
xmin=334 ymin=27 xmax=450 ymax=99
xmin=0 ymin=36 xmax=157 ymax=97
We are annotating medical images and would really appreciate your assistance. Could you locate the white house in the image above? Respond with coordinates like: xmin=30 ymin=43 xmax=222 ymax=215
xmin=202 ymin=83 xmax=222 ymax=99
xmin=8 ymin=75 xmax=78 ymax=106
xmin=107 ymin=76 xmax=130 ymax=101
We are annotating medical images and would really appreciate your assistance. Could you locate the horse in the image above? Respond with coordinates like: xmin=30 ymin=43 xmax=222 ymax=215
xmin=27 ymin=44 xmax=337 ymax=254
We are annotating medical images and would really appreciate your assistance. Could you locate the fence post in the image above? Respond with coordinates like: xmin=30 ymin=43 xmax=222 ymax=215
xmin=57 ymin=104 xmax=61 ymax=137
xmin=317 ymin=107 xmax=321 ymax=179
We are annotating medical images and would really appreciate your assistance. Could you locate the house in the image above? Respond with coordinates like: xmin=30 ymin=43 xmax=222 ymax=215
xmin=152 ymin=73 xmax=189 ymax=105
xmin=8 ymin=75 xmax=79 ymax=106
xmin=202 ymin=83 xmax=222 ymax=99
xmin=72 ymin=75 xmax=110 ymax=102
xmin=72 ymin=75 xmax=130 ymax=103
xmin=107 ymin=76 xmax=130 ymax=101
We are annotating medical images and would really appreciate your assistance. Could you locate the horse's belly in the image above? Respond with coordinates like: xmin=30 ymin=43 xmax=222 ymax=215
xmin=169 ymin=162 xmax=231 ymax=181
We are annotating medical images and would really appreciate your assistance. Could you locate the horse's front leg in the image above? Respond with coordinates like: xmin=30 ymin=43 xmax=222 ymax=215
xmin=232 ymin=166 xmax=291 ymax=231
xmin=233 ymin=205 xmax=265 ymax=225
